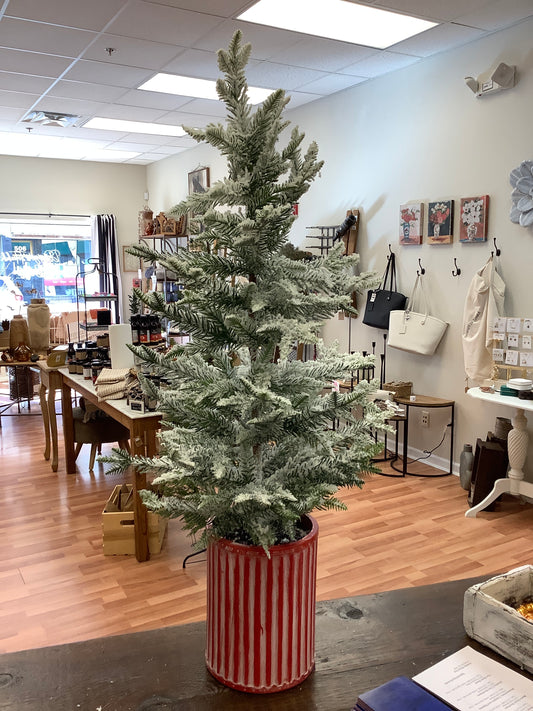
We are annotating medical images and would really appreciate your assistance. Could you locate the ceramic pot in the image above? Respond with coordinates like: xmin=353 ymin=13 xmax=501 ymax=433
xmin=206 ymin=515 xmax=318 ymax=693
xmin=14 ymin=342 xmax=32 ymax=362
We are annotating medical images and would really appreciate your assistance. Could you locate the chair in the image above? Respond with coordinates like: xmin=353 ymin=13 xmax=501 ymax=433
xmin=72 ymin=406 xmax=130 ymax=471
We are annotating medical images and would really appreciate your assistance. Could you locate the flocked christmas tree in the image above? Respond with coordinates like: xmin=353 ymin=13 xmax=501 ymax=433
xmin=105 ymin=31 xmax=388 ymax=551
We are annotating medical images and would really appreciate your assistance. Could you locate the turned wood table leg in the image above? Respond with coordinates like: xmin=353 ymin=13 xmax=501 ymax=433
xmin=39 ymin=382 xmax=51 ymax=461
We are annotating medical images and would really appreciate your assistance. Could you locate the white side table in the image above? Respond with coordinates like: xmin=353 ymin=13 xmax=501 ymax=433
xmin=466 ymin=387 xmax=533 ymax=517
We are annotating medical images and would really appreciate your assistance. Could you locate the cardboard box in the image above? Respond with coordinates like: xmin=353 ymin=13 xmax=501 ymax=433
xmin=463 ymin=565 xmax=533 ymax=673
xmin=102 ymin=484 xmax=167 ymax=555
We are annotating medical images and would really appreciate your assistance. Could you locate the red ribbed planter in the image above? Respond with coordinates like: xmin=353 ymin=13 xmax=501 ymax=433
xmin=206 ymin=515 xmax=319 ymax=693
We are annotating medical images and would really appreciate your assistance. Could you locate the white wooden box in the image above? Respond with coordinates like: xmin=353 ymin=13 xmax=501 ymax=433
xmin=463 ymin=565 xmax=533 ymax=673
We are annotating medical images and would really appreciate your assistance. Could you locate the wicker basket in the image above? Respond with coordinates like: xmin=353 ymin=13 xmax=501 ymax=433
xmin=382 ymin=380 xmax=413 ymax=400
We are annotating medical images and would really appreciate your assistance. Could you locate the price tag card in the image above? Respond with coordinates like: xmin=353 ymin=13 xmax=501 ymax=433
xmin=493 ymin=331 xmax=506 ymax=342
xmin=522 ymin=335 xmax=532 ymax=349
xmin=492 ymin=348 xmax=504 ymax=362
xmin=523 ymin=318 xmax=533 ymax=332
xmin=505 ymin=350 xmax=519 ymax=365
xmin=520 ymin=351 xmax=533 ymax=367
xmin=507 ymin=333 xmax=519 ymax=348
xmin=507 ymin=317 xmax=521 ymax=333
xmin=493 ymin=316 xmax=507 ymax=331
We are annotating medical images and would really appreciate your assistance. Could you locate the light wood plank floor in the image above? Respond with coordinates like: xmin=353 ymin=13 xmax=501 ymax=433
xmin=1 ymin=399 xmax=532 ymax=654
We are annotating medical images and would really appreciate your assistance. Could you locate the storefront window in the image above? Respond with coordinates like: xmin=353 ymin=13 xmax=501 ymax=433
xmin=0 ymin=220 xmax=94 ymax=319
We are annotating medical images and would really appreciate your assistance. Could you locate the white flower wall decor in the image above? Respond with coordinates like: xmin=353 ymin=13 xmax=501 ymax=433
xmin=510 ymin=160 xmax=533 ymax=227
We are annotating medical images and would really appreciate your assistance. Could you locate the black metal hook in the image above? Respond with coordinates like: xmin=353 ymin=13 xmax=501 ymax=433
xmin=388 ymin=243 xmax=393 ymax=255
xmin=491 ymin=237 xmax=501 ymax=257
xmin=417 ymin=258 xmax=425 ymax=276
xmin=451 ymin=258 xmax=461 ymax=277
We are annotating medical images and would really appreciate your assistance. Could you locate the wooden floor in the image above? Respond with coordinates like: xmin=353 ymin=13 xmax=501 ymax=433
xmin=1 ymin=395 xmax=533 ymax=655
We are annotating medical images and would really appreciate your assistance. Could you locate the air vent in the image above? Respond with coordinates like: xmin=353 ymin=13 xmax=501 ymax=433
xmin=21 ymin=111 xmax=80 ymax=128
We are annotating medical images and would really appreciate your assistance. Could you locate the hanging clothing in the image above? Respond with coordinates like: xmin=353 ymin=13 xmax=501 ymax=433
xmin=462 ymin=256 xmax=505 ymax=386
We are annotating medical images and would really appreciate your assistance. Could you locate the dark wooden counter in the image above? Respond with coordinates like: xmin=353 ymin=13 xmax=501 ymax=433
xmin=1 ymin=577 xmax=531 ymax=710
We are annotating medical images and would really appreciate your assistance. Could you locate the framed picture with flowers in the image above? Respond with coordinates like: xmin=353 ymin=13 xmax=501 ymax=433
xmin=459 ymin=195 xmax=489 ymax=242
xmin=399 ymin=202 xmax=423 ymax=244
xmin=427 ymin=200 xmax=453 ymax=244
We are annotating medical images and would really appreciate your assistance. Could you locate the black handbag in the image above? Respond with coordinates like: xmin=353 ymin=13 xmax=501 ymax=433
xmin=363 ymin=252 xmax=407 ymax=330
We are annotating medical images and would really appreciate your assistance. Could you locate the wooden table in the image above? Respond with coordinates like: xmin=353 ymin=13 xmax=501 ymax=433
xmin=61 ymin=371 xmax=162 ymax=562
xmin=1 ymin=576 xmax=530 ymax=710
xmin=35 ymin=360 xmax=63 ymax=472
xmin=392 ymin=394 xmax=455 ymax=476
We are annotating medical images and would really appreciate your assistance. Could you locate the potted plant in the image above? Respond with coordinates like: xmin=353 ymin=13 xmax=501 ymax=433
xmin=106 ymin=31 xmax=387 ymax=694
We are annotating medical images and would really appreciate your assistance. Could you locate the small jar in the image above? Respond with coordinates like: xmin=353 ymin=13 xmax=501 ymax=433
xmin=83 ymin=360 xmax=92 ymax=380
xmin=91 ymin=359 xmax=103 ymax=384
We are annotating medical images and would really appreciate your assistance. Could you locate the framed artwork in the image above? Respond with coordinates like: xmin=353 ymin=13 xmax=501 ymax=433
xmin=459 ymin=195 xmax=489 ymax=242
xmin=399 ymin=202 xmax=423 ymax=244
xmin=122 ymin=245 xmax=139 ymax=272
xmin=188 ymin=166 xmax=210 ymax=194
xmin=427 ymin=200 xmax=453 ymax=244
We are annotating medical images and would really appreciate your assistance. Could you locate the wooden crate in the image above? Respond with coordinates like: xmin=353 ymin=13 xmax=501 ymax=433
xmin=463 ymin=565 xmax=533 ymax=673
xmin=102 ymin=484 xmax=167 ymax=555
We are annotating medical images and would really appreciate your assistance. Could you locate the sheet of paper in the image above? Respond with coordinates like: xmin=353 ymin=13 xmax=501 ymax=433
xmin=414 ymin=647 xmax=533 ymax=711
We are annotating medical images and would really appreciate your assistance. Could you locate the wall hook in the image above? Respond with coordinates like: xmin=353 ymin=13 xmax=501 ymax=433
xmin=388 ymin=243 xmax=393 ymax=255
xmin=491 ymin=237 xmax=501 ymax=257
xmin=417 ymin=258 xmax=425 ymax=276
xmin=451 ymin=258 xmax=461 ymax=277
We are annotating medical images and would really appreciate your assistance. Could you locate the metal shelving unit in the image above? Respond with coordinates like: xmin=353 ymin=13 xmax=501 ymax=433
xmin=76 ymin=258 xmax=119 ymax=342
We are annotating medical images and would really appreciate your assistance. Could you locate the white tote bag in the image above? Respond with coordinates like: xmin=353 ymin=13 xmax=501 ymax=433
xmin=388 ymin=274 xmax=448 ymax=356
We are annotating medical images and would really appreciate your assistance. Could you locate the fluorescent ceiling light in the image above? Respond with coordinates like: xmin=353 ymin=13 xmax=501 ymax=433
xmin=138 ymin=73 xmax=273 ymax=105
xmin=83 ymin=117 xmax=186 ymax=137
xmin=0 ymin=132 xmax=139 ymax=162
xmin=237 ymin=0 xmax=437 ymax=49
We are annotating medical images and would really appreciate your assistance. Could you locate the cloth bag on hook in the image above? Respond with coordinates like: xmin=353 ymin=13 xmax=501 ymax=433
xmin=362 ymin=251 xmax=406 ymax=330
xmin=388 ymin=274 xmax=448 ymax=356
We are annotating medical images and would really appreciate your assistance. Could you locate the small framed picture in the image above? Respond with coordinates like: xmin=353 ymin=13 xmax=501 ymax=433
xmin=459 ymin=195 xmax=489 ymax=242
xmin=188 ymin=166 xmax=210 ymax=195
xmin=399 ymin=202 xmax=423 ymax=245
xmin=427 ymin=200 xmax=453 ymax=244
xmin=122 ymin=245 xmax=139 ymax=272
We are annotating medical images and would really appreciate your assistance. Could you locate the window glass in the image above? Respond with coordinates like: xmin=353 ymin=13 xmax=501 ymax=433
xmin=0 ymin=220 xmax=93 ymax=319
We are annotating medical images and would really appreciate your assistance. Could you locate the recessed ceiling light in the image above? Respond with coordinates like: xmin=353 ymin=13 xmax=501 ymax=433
xmin=138 ymin=73 xmax=273 ymax=105
xmin=83 ymin=117 xmax=186 ymax=137
xmin=237 ymin=0 xmax=437 ymax=49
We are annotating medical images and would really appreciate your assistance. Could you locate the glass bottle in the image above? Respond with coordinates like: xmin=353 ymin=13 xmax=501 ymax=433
xmin=459 ymin=444 xmax=474 ymax=491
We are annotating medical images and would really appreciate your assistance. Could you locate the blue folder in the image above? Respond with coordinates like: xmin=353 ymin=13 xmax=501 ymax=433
xmin=353 ymin=675 xmax=453 ymax=711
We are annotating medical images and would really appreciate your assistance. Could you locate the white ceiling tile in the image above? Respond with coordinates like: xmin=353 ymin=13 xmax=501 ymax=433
xmin=172 ymin=98 xmax=228 ymax=117
xmin=391 ymin=22 xmax=487 ymax=57
xmin=142 ymin=0 xmax=248 ymax=15
xmin=195 ymin=19 xmax=309 ymax=60
xmin=0 ymin=48 xmax=72 ymax=77
xmin=285 ymin=90 xmax=327 ymax=109
xmin=122 ymin=132 xmax=180 ymax=145
xmin=246 ymin=62 xmax=327 ymax=91
xmin=84 ymin=34 xmax=186 ymax=71
xmin=0 ymin=72 xmax=54 ymax=94
xmin=106 ymin=140 xmax=160 ymax=151
xmin=0 ymin=108 xmax=27 ymax=121
xmin=455 ymin=0 xmax=533 ymax=31
xmin=163 ymin=135 xmax=198 ymax=147
xmin=63 ymin=60 xmax=153 ymax=88
xmin=274 ymin=38 xmax=377 ymax=73
xmin=0 ymin=89 xmax=39 ymax=109
xmin=161 ymin=48 xmax=221 ymax=79
xmin=0 ymin=18 xmax=96 ymax=57
xmin=105 ymin=0 xmax=223 ymax=46
xmin=113 ymin=89 xmax=192 ymax=111
xmin=124 ymin=152 xmax=168 ymax=161
xmin=48 ymin=80 xmax=128 ymax=102
xmin=339 ymin=51 xmax=420 ymax=78
xmin=5 ymin=0 xmax=129 ymax=32
xmin=161 ymin=110 xmax=221 ymax=128
xmin=95 ymin=104 xmax=169 ymax=122
xmin=297 ymin=73 xmax=369 ymax=95
xmin=33 ymin=96 xmax=107 ymax=115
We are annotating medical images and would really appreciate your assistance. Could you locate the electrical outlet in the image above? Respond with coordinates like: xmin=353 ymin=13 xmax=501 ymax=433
xmin=421 ymin=410 xmax=429 ymax=427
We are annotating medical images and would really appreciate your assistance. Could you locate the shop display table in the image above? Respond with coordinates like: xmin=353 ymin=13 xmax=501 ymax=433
xmin=1 ymin=576 xmax=530 ymax=710
xmin=466 ymin=387 xmax=533 ymax=517
xmin=392 ymin=394 xmax=455 ymax=476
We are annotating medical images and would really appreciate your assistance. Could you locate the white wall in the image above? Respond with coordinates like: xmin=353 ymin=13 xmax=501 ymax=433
xmin=0 ymin=155 xmax=146 ymax=316
xmin=150 ymin=17 xmax=533 ymax=479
